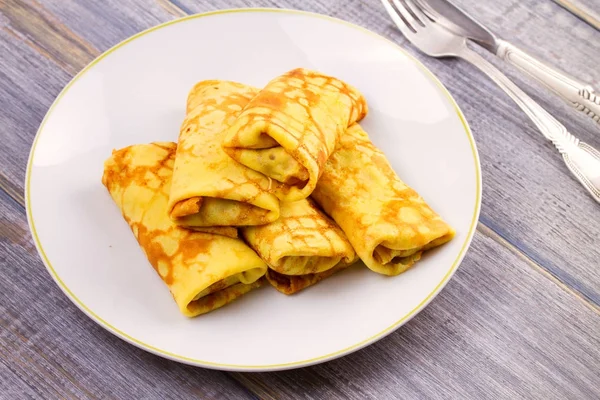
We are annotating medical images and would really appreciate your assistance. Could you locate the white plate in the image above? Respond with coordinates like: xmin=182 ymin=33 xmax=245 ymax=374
xmin=26 ymin=9 xmax=481 ymax=371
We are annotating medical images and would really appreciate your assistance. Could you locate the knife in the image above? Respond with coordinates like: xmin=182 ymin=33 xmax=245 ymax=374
xmin=416 ymin=0 xmax=600 ymax=125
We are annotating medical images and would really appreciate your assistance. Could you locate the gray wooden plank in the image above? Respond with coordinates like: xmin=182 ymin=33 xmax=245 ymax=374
xmin=0 ymin=0 xmax=180 ymax=201
xmin=234 ymin=226 xmax=600 ymax=400
xmin=0 ymin=360 xmax=42 ymax=400
xmin=0 ymin=0 xmax=98 ymax=75
xmin=552 ymin=0 xmax=600 ymax=30
xmin=37 ymin=0 xmax=182 ymax=51
xmin=0 ymin=191 xmax=255 ymax=400
xmin=0 ymin=6 xmax=87 ymax=203
xmin=0 ymin=170 xmax=23 ymax=207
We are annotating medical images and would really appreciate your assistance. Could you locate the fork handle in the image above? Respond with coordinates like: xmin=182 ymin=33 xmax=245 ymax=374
xmin=458 ymin=46 xmax=600 ymax=203
xmin=496 ymin=39 xmax=600 ymax=125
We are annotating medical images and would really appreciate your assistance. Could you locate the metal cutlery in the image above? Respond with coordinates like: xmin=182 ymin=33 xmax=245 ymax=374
xmin=381 ymin=0 xmax=600 ymax=203
xmin=416 ymin=0 xmax=600 ymax=125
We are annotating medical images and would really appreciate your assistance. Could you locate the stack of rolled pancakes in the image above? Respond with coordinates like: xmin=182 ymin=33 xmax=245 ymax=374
xmin=102 ymin=68 xmax=455 ymax=317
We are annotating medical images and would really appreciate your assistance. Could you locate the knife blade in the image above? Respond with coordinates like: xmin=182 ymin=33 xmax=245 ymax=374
xmin=415 ymin=0 xmax=499 ymax=53
xmin=415 ymin=0 xmax=600 ymax=125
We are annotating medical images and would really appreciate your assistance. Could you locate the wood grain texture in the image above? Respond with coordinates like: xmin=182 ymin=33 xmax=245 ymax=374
xmin=0 ymin=0 xmax=599 ymax=398
xmin=552 ymin=0 xmax=600 ymax=29
xmin=0 ymin=190 xmax=256 ymax=399
xmin=0 ymin=0 xmax=94 ymax=207
xmin=38 ymin=0 xmax=180 ymax=51
xmin=0 ymin=0 xmax=97 ymax=74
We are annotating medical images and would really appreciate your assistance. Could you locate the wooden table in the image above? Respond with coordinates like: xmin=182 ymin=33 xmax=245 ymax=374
xmin=1 ymin=0 xmax=599 ymax=398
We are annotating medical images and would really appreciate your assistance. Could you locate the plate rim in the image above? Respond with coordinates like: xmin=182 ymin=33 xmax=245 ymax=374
xmin=24 ymin=7 xmax=482 ymax=372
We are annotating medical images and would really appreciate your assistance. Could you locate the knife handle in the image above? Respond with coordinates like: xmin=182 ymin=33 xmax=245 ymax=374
xmin=496 ymin=39 xmax=600 ymax=125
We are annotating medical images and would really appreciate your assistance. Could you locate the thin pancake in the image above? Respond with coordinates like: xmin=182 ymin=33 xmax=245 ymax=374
xmin=168 ymin=80 xmax=280 ymax=228
xmin=102 ymin=142 xmax=267 ymax=317
xmin=222 ymin=68 xmax=367 ymax=202
xmin=241 ymin=198 xmax=357 ymax=294
xmin=265 ymin=262 xmax=353 ymax=295
xmin=312 ymin=124 xmax=455 ymax=276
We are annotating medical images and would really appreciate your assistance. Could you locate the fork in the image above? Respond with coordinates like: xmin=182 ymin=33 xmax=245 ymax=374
xmin=381 ymin=0 xmax=600 ymax=204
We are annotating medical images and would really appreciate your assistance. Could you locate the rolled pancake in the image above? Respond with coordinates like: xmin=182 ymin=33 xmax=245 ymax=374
xmin=222 ymin=68 xmax=368 ymax=202
xmin=265 ymin=263 xmax=351 ymax=295
xmin=168 ymin=80 xmax=280 ymax=229
xmin=102 ymin=142 xmax=267 ymax=317
xmin=312 ymin=124 xmax=455 ymax=276
xmin=241 ymin=198 xmax=357 ymax=294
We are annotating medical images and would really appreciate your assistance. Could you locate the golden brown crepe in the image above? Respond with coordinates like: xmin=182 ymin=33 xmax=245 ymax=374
xmin=241 ymin=198 xmax=357 ymax=294
xmin=102 ymin=142 xmax=267 ymax=317
xmin=222 ymin=68 xmax=368 ymax=202
xmin=167 ymin=80 xmax=280 ymax=230
xmin=312 ymin=124 xmax=455 ymax=276
xmin=265 ymin=264 xmax=350 ymax=295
